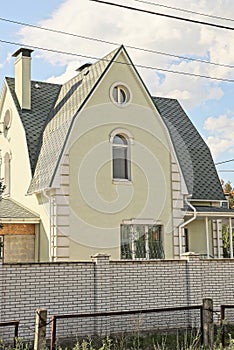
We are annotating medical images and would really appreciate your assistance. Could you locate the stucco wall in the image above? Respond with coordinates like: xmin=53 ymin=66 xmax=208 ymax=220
xmin=59 ymin=51 xmax=175 ymax=260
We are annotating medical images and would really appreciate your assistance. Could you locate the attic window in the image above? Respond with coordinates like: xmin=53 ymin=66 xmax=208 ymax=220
xmin=110 ymin=83 xmax=131 ymax=106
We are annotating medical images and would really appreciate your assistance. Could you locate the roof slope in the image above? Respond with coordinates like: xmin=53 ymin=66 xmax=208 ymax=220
xmin=0 ymin=198 xmax=39 ymax=219
xmin=6 ymin=46 xmax=224 ymax=201
xmin=6 ymin=77 xmax=61 ymax=174
xmin=153 ymin=97 xmax=225 ymax=201
xmin=28 ymin=47 xmax=120 ymax=194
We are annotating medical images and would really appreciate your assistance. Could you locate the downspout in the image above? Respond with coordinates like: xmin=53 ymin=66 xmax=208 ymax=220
xmin=178 ymin=195 xmax=197 ymax=258
xmin=43 ymin=189 xmax=56 ymax=262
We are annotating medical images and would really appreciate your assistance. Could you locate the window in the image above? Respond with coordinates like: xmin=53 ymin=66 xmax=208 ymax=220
xmin=112 ymin=134 xmax=130 ymax=180
xmin=184 ymin=228 xmax=189 ymax=252
xmin=3 ymin=109 xmax=12 ymax=137
xmin=0 ymin=236 xmax=3 ymax=259
xmin=110 ymin=83 xmax=131 ymax=106
xmin=121 ymin=223 xmax=164 ymax=260
xmin=4 ymin=152 xmax=11 ymax=196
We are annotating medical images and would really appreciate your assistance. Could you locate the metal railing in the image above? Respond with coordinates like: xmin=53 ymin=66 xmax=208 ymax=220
xmin=50 ymin=305 xmax=203 ymax=350
xmin=220 ymin=304 xmax=234 ymax=347
xmin=0 ymin=320 xmax=19 ymax=346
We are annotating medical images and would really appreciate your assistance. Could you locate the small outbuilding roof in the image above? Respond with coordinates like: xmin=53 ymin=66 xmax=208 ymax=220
xmin=0 ymin=198 xmax=40 ymax=220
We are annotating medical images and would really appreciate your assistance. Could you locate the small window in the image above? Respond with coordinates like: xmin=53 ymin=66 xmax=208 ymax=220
xmin=110 ymin=83 xmax=131 ymax=105
xmin=3 ymin=109 xmax=12 ymax=137
xmin=0 ymin=236 xmax=3 ymax=259
xmin=121 ymin=224 xmax=164 ymax=260
xmin=184 ymin=228 xmax=189 ymax=252
xmin=4 ymin=152 xmax=11 ymax=196
xmin=112 ymin=134 xmax=130 ymax=180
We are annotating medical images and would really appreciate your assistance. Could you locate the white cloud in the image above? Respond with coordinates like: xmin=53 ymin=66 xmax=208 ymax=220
xmin=204 ymin=114 xmax=234 ymax=158
xmin=16 ymin=0 xmax=234 ymax=108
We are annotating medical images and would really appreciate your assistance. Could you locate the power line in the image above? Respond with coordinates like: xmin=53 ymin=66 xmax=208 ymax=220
xmin=218 ymin=170 xmax=234 ymax=172
xmin=1 ymin=16 xmax=234 ymax=69
xmin=216 ymin=158 xmax=234 ymax=165
xmin=90 ymin=0 xmax=234 ymax=31
xmin=132 ymin=0 xmax=234 ymax=23
xmin=1 ymin=38 xmax=234 ymax=83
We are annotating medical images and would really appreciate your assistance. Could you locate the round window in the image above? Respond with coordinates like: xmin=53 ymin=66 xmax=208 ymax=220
xmin=110 ymin=83 xmax=131 ymax=106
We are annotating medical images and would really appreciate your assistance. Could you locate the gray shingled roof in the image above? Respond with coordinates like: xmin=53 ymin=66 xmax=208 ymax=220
xmin=6 ymin=46 xmax=225 ymax=201
xmin=152 ymin=97 xmax=225 ymax=201
xmin=194 ymin=206 xmax=234 ymax=213
xmin=0 ymin=198 xmax=39 ymax=219
xmin=27 ymin=47 xmax=120 ymax=194
xmin=6 ymin=77 xmax=61 ymax=174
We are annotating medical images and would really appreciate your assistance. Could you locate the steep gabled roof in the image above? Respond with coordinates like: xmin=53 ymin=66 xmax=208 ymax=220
xmin=27 ymin=47 xmax=120 ymax=194
xmin=5 ymin=46 xmax=225 ymax=201
xmin=6 ymin=77 xmax=61 ymax=174
xmin=152 ymin=97 xmax=225 ymax=201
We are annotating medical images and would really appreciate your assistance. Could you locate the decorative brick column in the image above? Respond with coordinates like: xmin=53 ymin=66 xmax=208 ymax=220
xmin=181 ymin=252 xmax=203 ymax=305
xmin=91 ymin=253 xmax=111 ymax=335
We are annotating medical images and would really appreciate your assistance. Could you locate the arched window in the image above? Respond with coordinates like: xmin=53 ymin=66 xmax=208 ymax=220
xmin=112 ymin=134 xmax=130 ymax=180
xmin=4 ymin=152 xmax=11 ymax=196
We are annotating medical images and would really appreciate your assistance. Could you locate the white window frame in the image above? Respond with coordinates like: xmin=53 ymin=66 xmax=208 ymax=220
xmin=121 ymin=219 xmax=164 ymax=260
xmin=110 ymin=129 xmax=133 ymax=183
xmin=0 ymin=235 xmax=3 ymax=259
xmin=110 ymin=82 xmax=132 ymax=107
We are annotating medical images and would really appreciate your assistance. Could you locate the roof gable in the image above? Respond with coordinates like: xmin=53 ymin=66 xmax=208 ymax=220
xmin=6 ymin=44 xmax=223 ymax=201
xmin=0 ymin=198 xmax=39 ymax=219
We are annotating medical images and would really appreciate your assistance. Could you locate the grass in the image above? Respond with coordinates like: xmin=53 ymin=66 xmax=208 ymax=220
xmin=1 ymin=329 xmax=234 ymax=350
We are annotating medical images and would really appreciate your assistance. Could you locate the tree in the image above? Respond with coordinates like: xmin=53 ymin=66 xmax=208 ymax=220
xmin=221 ymin=180 xmax=234 ymax=209
xmin=221 ymin=180 xmax=234 ymax=257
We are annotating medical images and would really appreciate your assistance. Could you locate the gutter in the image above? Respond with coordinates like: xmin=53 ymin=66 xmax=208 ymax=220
xmin=178 ymin=195 xmax=197 ymax=258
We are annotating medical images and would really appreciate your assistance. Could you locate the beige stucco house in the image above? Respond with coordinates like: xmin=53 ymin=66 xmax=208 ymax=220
xmin=0 ymin=46 xmax=233 ymax=262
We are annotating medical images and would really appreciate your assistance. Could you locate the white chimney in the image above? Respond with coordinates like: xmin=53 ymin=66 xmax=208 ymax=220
xmin=12 ymin=48 xmax=33 ymax=110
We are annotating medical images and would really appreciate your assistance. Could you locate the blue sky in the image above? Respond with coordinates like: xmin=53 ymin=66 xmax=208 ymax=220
xmin=1 ymin=0 xmax=234 ymax=185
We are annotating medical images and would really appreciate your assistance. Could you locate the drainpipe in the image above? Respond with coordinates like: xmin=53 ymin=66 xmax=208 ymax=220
xmin=43 ymin=189 xmax=56 ymax=262
xmin=178 ymin=195 xmax=197 ymax=258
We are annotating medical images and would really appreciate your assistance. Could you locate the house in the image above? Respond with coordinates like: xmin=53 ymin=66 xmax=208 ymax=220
xmin=0 ymin=45 xmax=233 ymax=263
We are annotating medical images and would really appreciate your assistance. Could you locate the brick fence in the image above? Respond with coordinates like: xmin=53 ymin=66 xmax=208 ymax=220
xmin=0 ymin=252 xmax=234 ymax=341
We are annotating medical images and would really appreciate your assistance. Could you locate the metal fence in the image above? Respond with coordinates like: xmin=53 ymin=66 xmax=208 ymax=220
xmin=0 ymin=320 xmax=19 ymax=346
xmin=50 ymin=305 xmax=203 ymax=350
xmin=220 ymin=304 xmax=234 ymax=347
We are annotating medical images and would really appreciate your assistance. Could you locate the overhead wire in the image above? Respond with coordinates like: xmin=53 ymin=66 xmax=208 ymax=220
xmin=132 ymin=0 xmax=234 ymax=23
xmin=215 ymin=158 xmax=234 ymax=165
xmin=0 ymin=16 xmax=234 ymax=69
xmin=1 ymin=38 xmax=234 ymax=82
xmin=90 ymin=0 xmax=234 ymax=31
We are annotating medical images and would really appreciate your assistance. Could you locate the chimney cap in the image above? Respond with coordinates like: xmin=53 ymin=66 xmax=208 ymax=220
xmin=12 ymin=48 xmax=34 ymax=58
xmin=76 ymin=63 xmax=92 ymax=73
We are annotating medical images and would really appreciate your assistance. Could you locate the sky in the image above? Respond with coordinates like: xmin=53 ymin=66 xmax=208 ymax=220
xmin=1 ymin=0 xmax=234 ymax=185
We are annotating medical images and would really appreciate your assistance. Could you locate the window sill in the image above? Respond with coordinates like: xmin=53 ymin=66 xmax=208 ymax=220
xmin=112 ymin=179 xmax=132 ymax=185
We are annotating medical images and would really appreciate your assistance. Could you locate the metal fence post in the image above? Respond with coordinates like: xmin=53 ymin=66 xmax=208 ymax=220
xmin=50 ymin=316 xmax=56 ymax=350
xmin=220 ymin=305 xmax=225 ymax=348
xmin=14 ymin=321 xmax=19 ymax=347
xmin=202 ymin=298 xmax=214 ymax=348
xmin=34 ymin=308 xmax=47 ymax=350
